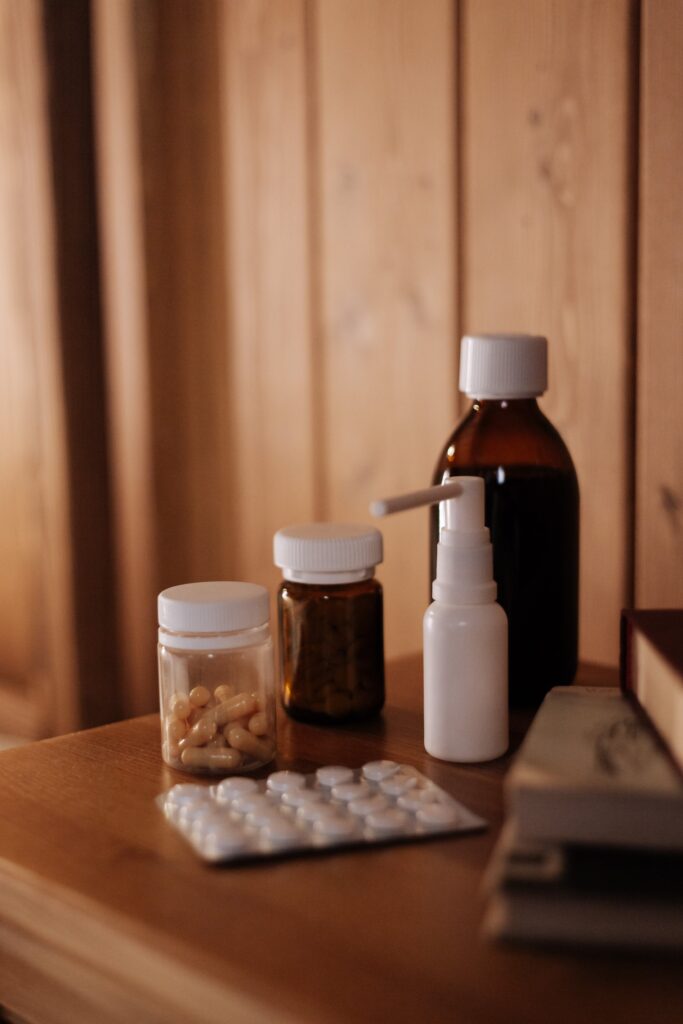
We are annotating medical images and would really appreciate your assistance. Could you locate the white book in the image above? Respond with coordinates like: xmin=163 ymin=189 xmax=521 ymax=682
xmin=506 ymin=687 xmax=683 ymax=850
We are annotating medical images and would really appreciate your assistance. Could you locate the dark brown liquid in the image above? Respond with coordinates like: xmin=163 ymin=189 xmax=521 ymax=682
xmin=431 ymin=400 xmax=579 ymax=707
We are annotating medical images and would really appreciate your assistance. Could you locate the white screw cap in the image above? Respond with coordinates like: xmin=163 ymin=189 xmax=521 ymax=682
xmin=274 ymin=523 xmax=383 ymax=576
xmin=459 ymin=334 xmax=547 ymax=399
xmin=158 ymin=581 xmax=269 ymax=634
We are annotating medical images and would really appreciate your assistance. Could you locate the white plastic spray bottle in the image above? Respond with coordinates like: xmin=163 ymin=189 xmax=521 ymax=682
xmin=371 ymin=477 xmax=508 ymax=763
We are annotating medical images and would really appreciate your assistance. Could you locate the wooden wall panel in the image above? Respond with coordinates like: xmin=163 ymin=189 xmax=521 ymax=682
xmin=220 ymin=0 xmax=316 ymax=594
xmin=42 ymin=0 xmax=120 ymax=729
xmin=94 ymin=0 xmax=159 ymax=715
xmin=636 ymin=0 xmax=683 ymax=606
xmin=95 ymin=0 xmax=316 ymax=708
xmin=313 ymin=0 xmax=457 ymax=659
xmin=0 ymin=1 xmax=77 ymax=735
xmin=95 ymin=0 xmax=231 ymax=713
xmin=461 ymin=0 xmax=636 ymax=665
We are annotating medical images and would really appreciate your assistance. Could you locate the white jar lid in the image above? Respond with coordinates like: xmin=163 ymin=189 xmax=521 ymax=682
xmin=273 ymin=523 xmax=383 ymax=579
xmin=158 ymin=581 xmax=269 ymax=634
xmin=459 ymin=334 xmax=547 ymax=399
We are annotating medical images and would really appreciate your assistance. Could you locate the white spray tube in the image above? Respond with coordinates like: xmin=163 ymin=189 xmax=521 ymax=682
xmin=371 ymin=477 xmax=508 ymax=763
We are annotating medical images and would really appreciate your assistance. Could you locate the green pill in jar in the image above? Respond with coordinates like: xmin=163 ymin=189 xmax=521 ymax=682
xmin=273 ymin=523 xmax=385 ymax=725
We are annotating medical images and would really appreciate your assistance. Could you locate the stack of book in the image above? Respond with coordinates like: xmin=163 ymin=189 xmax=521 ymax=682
xmin=483 ymin=609 xmax=683 ymax=951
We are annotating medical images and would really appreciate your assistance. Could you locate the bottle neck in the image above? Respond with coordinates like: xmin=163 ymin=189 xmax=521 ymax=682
xmin=470 ymin=397 xmax=542 ymax=418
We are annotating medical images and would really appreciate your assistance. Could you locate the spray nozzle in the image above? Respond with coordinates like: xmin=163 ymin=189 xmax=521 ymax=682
xmin=370 ymin=476 xmax=496 ymax=605
xmin=370 ymin=476 xmax=485 ymax=534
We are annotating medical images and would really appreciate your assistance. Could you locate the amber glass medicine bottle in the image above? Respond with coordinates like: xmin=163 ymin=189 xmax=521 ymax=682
xmin=431 ymin=334 xmax=579 ymax=708
xmin=274 ymin=523 xmax=385 ymax=724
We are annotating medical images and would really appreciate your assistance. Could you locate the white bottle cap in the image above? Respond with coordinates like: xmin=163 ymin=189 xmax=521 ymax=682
xmin=459 ymin=334 xmax=547 ymax=399
xmin=158 ymin=581 xmax=269 ymax=634
xmin=274 ymin=523 xmax=383 ymax=585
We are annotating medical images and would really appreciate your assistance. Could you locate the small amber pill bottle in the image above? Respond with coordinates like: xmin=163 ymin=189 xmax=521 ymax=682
xmin=274 ymin=524 xmax=385 ymax=725
xmin=158 ymin=582 xmax=276 ymax=775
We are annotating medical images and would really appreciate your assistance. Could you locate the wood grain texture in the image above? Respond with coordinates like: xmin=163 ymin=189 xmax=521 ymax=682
xmin=0 ymin=0 xmax=77 ymax=736
xmin=0 ymin=660 xmax=681 ymax=1024
xmin=636 ymin=0 xmax=683 ymax=606
xmin=220 ymin=0 xmax=316 ymax=594
xmin=95 ymin=0 xmax=234 ymax=713
xmin=313 ymin=0 xmax=457 ymax=657
xmin=93 ymin=0 xmax=158 ymax=716
xmin=461 ymin=0 xmax=636 ymax=664
xmin=41 ymin=0 xmax=121 ymax=728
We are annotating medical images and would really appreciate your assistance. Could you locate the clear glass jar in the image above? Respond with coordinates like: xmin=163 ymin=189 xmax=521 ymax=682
xmin=158 ymin=582 xmax=276 ymax=775
xmin=273 ymin=524 xmax=385 ymax=724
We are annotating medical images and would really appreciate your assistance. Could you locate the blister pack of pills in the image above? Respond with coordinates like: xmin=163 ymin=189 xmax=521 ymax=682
xmin=158 ymin=760 xmax=487 ymax=863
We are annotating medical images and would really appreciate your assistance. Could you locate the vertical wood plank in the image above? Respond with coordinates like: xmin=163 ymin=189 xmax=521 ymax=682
xmin=133 ymin=0 xmax=233 ymax=592
xmin=93 ymin=0 xmax=158 ymax=715
xmin=636 ymin=0 xmax=683 ymax=607
xmin=41 ymin=0 xmax=121 ymax=728
xmin=220 ymin=0 xmax=316 ymax=595
xmin=0 ymin=0 xmax=77 ymax=734
xmin=314 ymin=0 xmax=457 ymax=659
xmin=461 ymin=0 xmax=636 ymax=665
xmin=96 ymin=0 xmax=233 ymax=712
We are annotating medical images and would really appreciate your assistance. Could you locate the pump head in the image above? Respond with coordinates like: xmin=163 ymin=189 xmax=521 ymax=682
xmin=370 ymin=476 xmax=497 ymax=605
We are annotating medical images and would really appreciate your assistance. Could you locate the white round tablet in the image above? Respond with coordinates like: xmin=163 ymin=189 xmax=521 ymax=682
xmin=231 ymin=794 xmax=273 ymax=816
xmin=260 ymin=817 xmax=301 ymax=849
xmin=397 ymin=790 xmax=433 ymax=813
xmin=312 ymin=815 xmax=359 ymax=842
xmin=282 ymin=788 xmax=323 ymax=809
xmin=362 ymin=760 xmax=399 ymax=782
xmin=176 ymin=803 xmax=215 ymax=833
xmin=166 ymin=783 xmax=211 ymax=805
xmin=297 ymin=802 xmax=340 ymax=826
xmin=416 ymin=803 xmax=460 ymax=829
xmin=316 ymin=765 xmax=354 ymax=787
xmin=200 ymin=825 xmax=250 ymax=860
xmin=331 ymin=782 xmax=370 ymax=802
xmin=266 ymin=771 xmax=307 ymax=794
xmin=366 ymin=809 xmax=410 ymax=835
xmin=214 ymin=777 xmax=259 ymax=804
xmin=348 ymin=794 xmax=389 ymax=817
xmin=246 ymin=806 xmax=286 ymax=829
xmin=380 ymin=772 xmax=419 ymax=797
xmin=189 ymin=809 xmax=229 ymax=841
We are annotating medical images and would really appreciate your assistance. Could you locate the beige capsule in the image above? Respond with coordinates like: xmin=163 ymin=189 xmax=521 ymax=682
xmin=169 ymin=693 xmax=192 ymax=720
xmin=213 ymin=684 xmax=235 ymax=703
xmin=226 ymin=725 xmax=274 ymax=763
xmin=206 ymin=734 xmax=227 ymax=749
xmin=189 ymin=685 xmax=211 ymax=707
xmin=212 ymin=692 xmax=259 ymax=727
xmin=181 ymin=746 xmax=242 ymax=770
xmin=165 ymin=717 xmax=187 ymax=743
xmin=162 ymin=739 xmax=181 ymax=761
xmin=248 ymin=712 xmax=268 ymax=736
xmin=188 ymin=705 xmax=211 ymax=727
xmin=178 ymin=716 xmax=217 ymax=751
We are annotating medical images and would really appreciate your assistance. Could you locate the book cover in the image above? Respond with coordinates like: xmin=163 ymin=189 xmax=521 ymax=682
xmin=621 ymin=609 xmax=683 ymax=772
xmin=484 ymin=823 xmax=683 ymax=952
xmin=505 ymin=686 xmax=683 ymax=850
xmin=485 ymin=821 xmax=683 ymax=900
xmin=483 ymin=886 xmax=683 ymax=952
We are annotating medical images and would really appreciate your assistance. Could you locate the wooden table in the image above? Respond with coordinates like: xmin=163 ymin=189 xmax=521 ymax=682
xmin=0 ymin=658 xmax=680 ymax=1024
